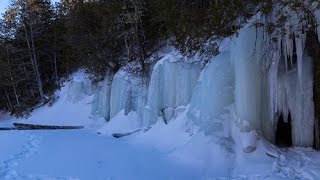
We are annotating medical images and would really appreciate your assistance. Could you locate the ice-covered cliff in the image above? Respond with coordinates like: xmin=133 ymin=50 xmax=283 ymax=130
xmin=82 ymin=21 xmax=316 ymax=148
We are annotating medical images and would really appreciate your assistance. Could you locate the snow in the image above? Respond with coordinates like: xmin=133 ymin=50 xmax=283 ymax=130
xmin=98 ymin=110 xmax=140 ymax=136
xmin=1 ymin=69 xmax=320 ymax=179
xmin=0 ymin=129 xmax=205 ymax=180
xmin=11 ymin=78 xmax=97 ymax=127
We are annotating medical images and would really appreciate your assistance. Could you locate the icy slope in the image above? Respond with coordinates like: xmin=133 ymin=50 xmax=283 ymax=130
xmin=2 ymin=71 xmax=98 ymax=127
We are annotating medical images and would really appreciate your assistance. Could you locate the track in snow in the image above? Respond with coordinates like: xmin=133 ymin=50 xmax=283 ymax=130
xmin=0 ymin=131 xmax=41 ymax=179
xmin=0 ymin=129 xmax=203 ymax=180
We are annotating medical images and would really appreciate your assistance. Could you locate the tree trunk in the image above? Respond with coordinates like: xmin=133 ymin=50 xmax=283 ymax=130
xmin=24 ymin=25 xmax=38 ymax=84
xmin=53 ymin=45 xmax=59 ymax=89
xmin=3 ymin=88 xmax=13 ymax=112
xmin=5 ymin=47 xmax=20 ymax=107
xmin=30 ymin=25 xmax=45 ymax=101
xmin=53 ymin=19 xmax=60 ymax=89
xmin=24 ymin=24 xmax=45 ymax=101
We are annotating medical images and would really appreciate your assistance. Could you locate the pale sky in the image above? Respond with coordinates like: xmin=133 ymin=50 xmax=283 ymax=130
xmin=0 ymin=0 xmax=10 ymax=15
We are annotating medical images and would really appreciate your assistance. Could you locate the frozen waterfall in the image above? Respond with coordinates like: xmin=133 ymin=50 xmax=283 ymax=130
xmin=91 ymin=77 xmax=112 ymax=121
xmin=187 ymin=52 xmax=234 ymax=135
xmin=231 ymin=25 xmax=314 ymax=147
xmin=142 ymin=55 xmax=201 ymax=126
xmin=88 ymin=23 xmax=316 ymax=147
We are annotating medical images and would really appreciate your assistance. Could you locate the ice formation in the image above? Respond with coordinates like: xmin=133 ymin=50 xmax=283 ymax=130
xmin=230 ymin=21 xmax=315 ymax=147
xmin=231 ymin=25 xmax=275 ymax=140
xmin=86 ymin=8 xmax=319 ymax=147
xmin=142 ymin=55 xmax=201 ymax=126
xmin=67 ymin=81 xmax=85 ymax=103
xmin=110 ymin=71 xmax=144 ymax=119
xmin=187 ymin=52 xmax=234 ymax=135
xmin=91 ymin=77 xmax=112 ymax=120
xmin=91 ymin=70 xmax=145 ymax=122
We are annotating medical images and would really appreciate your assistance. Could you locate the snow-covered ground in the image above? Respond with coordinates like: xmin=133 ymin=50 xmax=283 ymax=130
xmin=1 ymin=73 xmax=320 ymax=180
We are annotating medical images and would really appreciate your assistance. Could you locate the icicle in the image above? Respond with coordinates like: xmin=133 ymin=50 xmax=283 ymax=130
xmin=295 ymin=33 xmax=306 ymax=91
xmin=124 ymin=81 xmax=132 ymax=115
xmin=282 ymin=6 xmax=294 ymax=71
xmin=268 ymin=48 xmax=280 ymax=126
xmin=143 ymin=56 xmax=201 ymax=126
xmin=282 ymin=38 xmax=288 ymax=72
xmin=285 ymin=34 xmax=294 ymax=69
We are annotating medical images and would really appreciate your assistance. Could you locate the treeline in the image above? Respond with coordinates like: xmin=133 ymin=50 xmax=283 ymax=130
xmin=0 ymin=0 xmax=318 ymax=115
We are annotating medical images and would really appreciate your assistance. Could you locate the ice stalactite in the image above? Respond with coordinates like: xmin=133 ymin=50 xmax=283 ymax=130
xmin=91 ymin=77 xmax=112 ymax=121
xmin=109 ymin=72 xmax=130 ymax=119
xmin=143 ymin=55 xmax=201 ymax=126
xmin=91 ymin=70 xmax=145 ymax=123
xmin=86 ymin=6 xmax=318 ymax=147
xmin=230 ymin=21 xmax=315 ymax=147
xmin=231 ymin=25 xmax=276 ymax=141
xmin=276 ymin=53 xmax=314 ymax=147
xmin=187 ymin=52 xmax=234 ymax=135
xmin=110 ymin=71 xmax=143 ymax=120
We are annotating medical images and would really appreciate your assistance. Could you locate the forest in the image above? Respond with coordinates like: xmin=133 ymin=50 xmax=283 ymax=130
xmin=0 ymin=0 xmax=319 ymax=118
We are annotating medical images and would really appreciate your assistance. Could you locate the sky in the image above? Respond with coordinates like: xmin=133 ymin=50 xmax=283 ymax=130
xmin=0 ymin=0 xmax=59 ymax=15
xmin=0 ymin=0 xmax=10 ymax=15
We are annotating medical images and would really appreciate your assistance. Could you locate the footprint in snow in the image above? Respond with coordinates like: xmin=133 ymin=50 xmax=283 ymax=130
xmin=0 ymin=132 xmax=42 ymax=179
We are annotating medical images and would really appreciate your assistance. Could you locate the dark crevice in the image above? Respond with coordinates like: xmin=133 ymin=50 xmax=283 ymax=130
xmin=275 ymin=112 xmax=292 ymax=147
xmin=306 ymin=30 xmax=320 ymax=149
